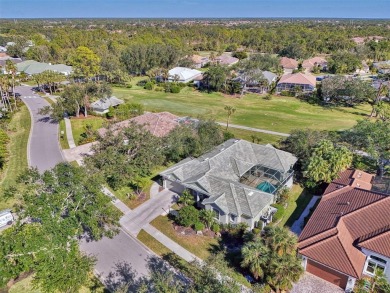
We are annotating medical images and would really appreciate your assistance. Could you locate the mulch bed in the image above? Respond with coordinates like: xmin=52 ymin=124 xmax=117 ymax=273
xmin=173 ymin=223 xmax=216 ymax=237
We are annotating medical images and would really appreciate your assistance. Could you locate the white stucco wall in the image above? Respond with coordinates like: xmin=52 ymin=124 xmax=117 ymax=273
xmin=361 ymin=248 xmax=390 ymax=282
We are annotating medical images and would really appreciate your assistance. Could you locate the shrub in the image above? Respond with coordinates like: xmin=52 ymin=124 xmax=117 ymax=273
xmin=232 ymin=51 xmax=248 ymax=60
xmin=194 ymin=222 xmax=205 ymax=231
xmin=144 ymin=82 xmax=153 ymax=90
xmin=106 ymin=106 xmax=115 ymax=119
xmin=271 ymin=204 xmax=285 ymax=223
xmin=211 ymin=223 xmax=221 ymax=233
xmin=126 ymin=84 xmax=133 ymax=89
xmin=252 ymin=228 xmax=261 ymax=235
xmin=262 ymin=94 xmax=272 ymax=100
xmin=170 ymin=85 xmax=181 ymax=93
xmin=223 ymin=131 xmax=234 ymax=141
xmin=276 ymin=187 xmax=290 ymax=205
xmin=280 ymin=90 xmax=294 ymax=97
xmin=177 ymin=206 xmax=199 ymax=227
xmin=0 ymin=130 xmax=9 ymax=170
xmin=136 ymin=79 xmax=148 ymax=87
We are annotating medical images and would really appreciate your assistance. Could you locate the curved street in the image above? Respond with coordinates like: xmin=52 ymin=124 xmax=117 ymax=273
xmin=17 ymin=86 xmax=64 ymax=173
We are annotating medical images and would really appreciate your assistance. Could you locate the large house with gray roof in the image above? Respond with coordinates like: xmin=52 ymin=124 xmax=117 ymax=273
xmin=160 ymin=139 xmax=297 ymax=229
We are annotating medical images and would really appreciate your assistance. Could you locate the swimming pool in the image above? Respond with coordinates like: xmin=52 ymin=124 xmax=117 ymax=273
xmin=256 ymin=182 xmax=276 ymax=194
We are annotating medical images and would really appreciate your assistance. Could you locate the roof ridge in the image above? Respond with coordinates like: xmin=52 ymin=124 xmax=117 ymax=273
xmin=299 ymin=228 xmax=338 ymax=248
xmin=358 ymin=226 xmax=390 ymax=245
xmin=341 ymin=192 xmax=389 ymax=219
xmin=334 ymin=233 xmax=361 ymax=278
xmin=321 ymin=185 xmax=352 ymax=201
xmin=230 ymin=183 xmax=242 ymax=216
xmin=152 ymin=114 xmax=162 ymax=136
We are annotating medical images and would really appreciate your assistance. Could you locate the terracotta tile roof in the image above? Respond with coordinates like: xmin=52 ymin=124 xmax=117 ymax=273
xmin=298 ymin=169 xmax=390 ymax=278
xmin=278 ymin=73 xmax=316 ymax=87
xmin=97 ymin=112 xmax=179 ymax=138
xmin=359 ymin=230 xmax=390 ymax=258
xmin=302 ymin=57 xmax=327 ymax=69
xmin=280 ymin=57 xmax=298 ymax=69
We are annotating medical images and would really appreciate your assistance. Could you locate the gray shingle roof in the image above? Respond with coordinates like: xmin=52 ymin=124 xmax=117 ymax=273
xmin=161 ymin=139 xmax=296 ymax=217
xmin=90 ymin=96 xmax=124 ymax=111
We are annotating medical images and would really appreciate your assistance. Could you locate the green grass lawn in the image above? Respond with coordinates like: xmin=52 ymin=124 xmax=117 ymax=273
xmin=0 ymin=105 xmax=31 ymax=210
xmin=278 ymin=185 xmax=314 ymax=228
xmin=59 ymin=120 xmax=70 ymax=149
xmin=225 ymin=127 xmax=282 ymax=146
xmin=70 ymin=116 xmax=105 ymax=146
xmin=112 ymin=85 xmax=371 ymax=134
xmin=150 ymin=215 xmax=219 ymax=260
xmin=137 ymin=229 xmax=173 ymax=256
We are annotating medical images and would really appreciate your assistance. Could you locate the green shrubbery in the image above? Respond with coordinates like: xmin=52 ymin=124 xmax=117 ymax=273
xmin=0 ymin=129 xmax=9 ymax=170
xmin=177 ymin=205 xmax=199 ymax=227
xmin=194 ymin=222 xmax=205 ymax=231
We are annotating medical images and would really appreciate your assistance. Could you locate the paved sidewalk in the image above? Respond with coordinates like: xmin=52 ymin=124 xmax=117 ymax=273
xmin=150 ymin=182 xmax=161 ymax=198
xmin=290 ymin=195 xmax=320 ymax=235
xmin=143 ymin=224 xmax=201 ymax=263
xmin=217 ymin=122 xmax=290 ymax=137
xmin=120 ymin=189 xmax=178 ymax=236
xmin=64 ymin=116 xmax=76 ymax=148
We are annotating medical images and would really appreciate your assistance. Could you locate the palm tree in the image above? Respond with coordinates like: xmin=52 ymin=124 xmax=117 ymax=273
xmin=241 ymin=238 xmax=270 ymax=280
xmin=263 ymin=226 xmax=297 ymax=256
xmin=178 ymin=189 xmax=194 ymax=207
xmin=0 ymin=76 xmax=13 ymax=112
xmin=224 ymin=105 xmax=236 ymax=130
xmin=266 ymin=254 xmax=304 ymax=293
xmin=5 ymin=60 xmax=17 ymax=109
xmin=199 ymin=209 xmax=215 ymax=229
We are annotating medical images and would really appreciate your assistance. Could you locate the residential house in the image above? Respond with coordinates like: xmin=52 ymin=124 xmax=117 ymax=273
xmin=280 ymin=57 xmax=299 ymax=73
xmin=298 ymin=169 xmax=390 ymax=291
xmin=0 ymin=56 xmax=22 ymax=74
xmin=0 ymin=46 xmax=7 ymax=53
xmin=351 ymin=36 xmax=384 ymax=45
xmin=302 ymin=57 xmax=327 ymax=73
xmin=160 ymin=139 xmax=297 ymax=229
xmin=234 ymin=70 xmax=278 ymax=94
xmin=276 ymin=72 xmax=316 ymax=93
xmin=168 ymin=67 xmax=202 ymax=83
xmin=192 ymin=55 xmax=210 ymax=68
xmin=16 ymin=60 xmax=73 ymax=76
xmin=215 ymin=54 xmax=239 ymax=66
xmin=97 ymin=112 xmax=184 ymax=138
xmin=90 ymin=96 xmax=124 ymax=114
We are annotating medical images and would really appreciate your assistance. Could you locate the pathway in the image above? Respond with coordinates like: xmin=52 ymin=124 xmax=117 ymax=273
xmin=217 ymin=122 xmax=290 ymax=137
xmin=17 ymin=86 xmax=64 ymax=173
xmin=290 ymin=195 xmax=320 ymax=235
xmin=64 ymin=115 xmax=76 ymax=148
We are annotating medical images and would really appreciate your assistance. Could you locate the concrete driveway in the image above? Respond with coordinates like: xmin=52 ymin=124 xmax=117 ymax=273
xmin=291 ymin=273 xmax=343 ymax=293
xmin=17 ymin=86 xmax=64 ymax=172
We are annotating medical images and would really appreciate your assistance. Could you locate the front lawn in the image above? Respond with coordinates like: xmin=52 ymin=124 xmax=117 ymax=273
xmin=70 ymin=116 xmax=105 ymax=146
xmin=137 ymin=229 xmax=172 ymax=256
xmin=150 ymin=215 xmax=219 ymax=260
xmin=0 ymin=105 xmax=31 ymax=209
xmin=59 ymin=120 xmax=70 ymax=149
xmin=112 ymin=83 xmax=371 ymax=134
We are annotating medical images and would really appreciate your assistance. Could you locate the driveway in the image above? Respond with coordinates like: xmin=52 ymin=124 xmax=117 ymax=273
xmin=17 ymin=86 xmax=64 ymax=172
xmin=291 ymin=273 xmax=343 ymax=293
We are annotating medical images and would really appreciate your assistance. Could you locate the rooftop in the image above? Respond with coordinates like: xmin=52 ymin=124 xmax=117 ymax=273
xmin=298 ymin=169 xmax=390 ymax=278
xmin=280 ymin=57 xmax=298 ymax=69
xmin=278 ymin=72 xmax=316 ymax=87
xmin=168 ymin=67 xmax=202 ymax=81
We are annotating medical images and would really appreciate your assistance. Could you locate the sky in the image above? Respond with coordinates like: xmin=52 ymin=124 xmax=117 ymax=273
xmin=0 ymin=0 xmax=389 ymax=19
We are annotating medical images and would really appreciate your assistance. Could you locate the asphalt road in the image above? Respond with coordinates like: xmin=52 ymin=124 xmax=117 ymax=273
xmin=17 ymin=85 xmax=155 ymax=287
xmin=17 ymin=86 xmax=64 ymax=172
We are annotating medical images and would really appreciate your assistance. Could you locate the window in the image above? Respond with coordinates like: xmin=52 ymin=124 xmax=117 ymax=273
xmin=364 ymin=255 xmax=387 ymax=276
xmin=230 ymin=214 xmax=236 ymax=223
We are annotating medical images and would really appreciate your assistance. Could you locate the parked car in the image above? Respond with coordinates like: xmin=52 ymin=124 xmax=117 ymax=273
xmin=0 ymin=209 xmax=14 ymax=228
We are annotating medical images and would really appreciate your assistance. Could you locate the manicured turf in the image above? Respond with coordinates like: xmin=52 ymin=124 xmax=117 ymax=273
xmin=150 ymin=215 xmax=219 ymax=260
xmin=59 ymin=120 xmax=70 ymax=149
xmin=137 ymin=229 xmax=172 ymax=256
xmin=0 ymin=105 xmax=31 ymax=210
xmin=70 ymin=116 xmax=105 ymax=146
xmin=112 ymin=83 xmax=371 ymax=134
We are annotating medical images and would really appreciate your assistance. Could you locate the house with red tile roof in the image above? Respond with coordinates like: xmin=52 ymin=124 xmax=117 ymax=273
xmin=279 ymin=57 xmax=298 ymax=73
xmin=298 ymin=169 xmax=390 ymax=291
xmin=276 ymin=72 xmax=316 ymax=93
xmin=302 ymin=57 xmax=328 ymax=73
xmin=97 ymin=112 xmax=181 ymax=138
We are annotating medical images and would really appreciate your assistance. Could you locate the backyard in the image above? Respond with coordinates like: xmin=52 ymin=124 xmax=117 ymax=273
xmin=112 ymin=78 xmax=371 ymax=134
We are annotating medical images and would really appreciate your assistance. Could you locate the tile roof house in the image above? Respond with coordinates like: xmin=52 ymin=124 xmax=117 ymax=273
xmin=16 ymin=60 xmax=73 ymax=76
xmin=302 ymin=57 xmax=328 ymax=72
xmin=160 ymin=139 xmax=297 ymax=229
xmin=90 ymin=96 xmax=124 ymax=114
xmin=298 ymin=169 xmax=390 ymax=291
xmin=215 ymin=54 xmax=239 ymax=66
xmin=168 ymin=67 xmax=202 ymax=83
xmin=280 ymin=57 xmax=299 ymax=73
xmin=191 ymin=55 xmax=210 ymax=68
xmin=276 ymin=72 xmax=316 ymax=93
xmin=97 ymin=112 xmax=181 ymax=138
xmin=234 ymin=70 xmax=278 ymax=94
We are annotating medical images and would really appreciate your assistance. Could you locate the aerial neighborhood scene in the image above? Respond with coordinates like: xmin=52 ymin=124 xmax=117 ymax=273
xmin=0 ymin=0 xmax=390 ymax=292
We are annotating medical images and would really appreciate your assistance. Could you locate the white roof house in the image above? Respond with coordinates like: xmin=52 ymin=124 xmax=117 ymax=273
xmin=168 ymin=67 xmax=202 ymax=83
xmin=90 ymin=96 xmax=124 ymax=114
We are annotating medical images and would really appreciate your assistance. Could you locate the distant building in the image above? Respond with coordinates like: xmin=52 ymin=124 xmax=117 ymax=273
xmin=298 ymin=169 xmax=390 ymax=292
xmin=17 ymin=60 xmax=73 ymax=76
xmin=214 ymin=54 xmax=239 ymax=66
xmin=276 ymin=72 xmax=316 ymax=93
xmin=351 ymin=36 xmax=384 ymax=45
xmin=0 ymin=56 xmax=22 ymax=74
xmin=234 ymin=70 xmax=278 ymax=94
xmin=373 ymin=60 xmax=390 ymax=74
xmin=280 ymin=57 xmax=298 ymax=73
xmin=191 ymin=55 xmax=210 ymax=68
xmin=168 ymin=67 xmax=202 ymax=83
xmin=302 ymin=57 xmax=327 ymax=72
xmin=90 ymin=96 xmax=124 ymax=114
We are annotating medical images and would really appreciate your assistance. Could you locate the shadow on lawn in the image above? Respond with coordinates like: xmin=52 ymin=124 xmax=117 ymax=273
xmin=284 ymin=188 xmax=314 ymax=228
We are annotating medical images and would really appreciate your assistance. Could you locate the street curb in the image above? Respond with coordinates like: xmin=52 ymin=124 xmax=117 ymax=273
xmin=22 ymin=98 xmax=34 ymax=168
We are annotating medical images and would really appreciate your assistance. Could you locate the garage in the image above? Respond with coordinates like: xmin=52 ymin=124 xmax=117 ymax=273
xmin=163 ymin=179 xmax=185 ymax=194
xmin=306 ymin=259 xmax=349 ymax=289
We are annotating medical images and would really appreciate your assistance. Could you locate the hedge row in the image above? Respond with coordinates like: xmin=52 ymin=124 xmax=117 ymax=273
xmin=0 ymin=129 xmax=9 ymax=170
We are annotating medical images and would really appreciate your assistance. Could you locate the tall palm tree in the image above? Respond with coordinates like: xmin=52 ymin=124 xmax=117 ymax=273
xmin=241 ymin=238 xmax=270 ymax=280
xmin=266 ymin=254 xmax=304 ymax=293
xmin=0 ymin=76 xmax=13 ymax=112
xmin=224 ymin=105 xmax=236 ymax=130
xmin=5 ymin=60 xmax=17 ymax=109
xmin=264 ymin=226 xmax=297 ymax=256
